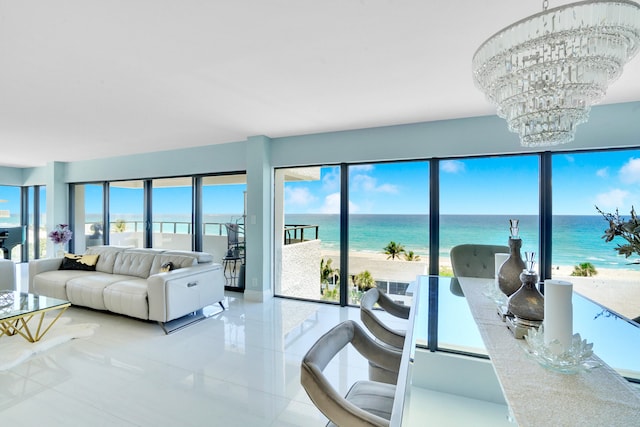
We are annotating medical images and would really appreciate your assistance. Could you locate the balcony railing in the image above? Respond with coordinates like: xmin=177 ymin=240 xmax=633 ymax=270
xmin=88 ymin=221 xmax=234 ymax=236
xmin=86 ymin=221 xmax=318 ymax=244
xmin=284 ymin=224 xmax=319 ymax=245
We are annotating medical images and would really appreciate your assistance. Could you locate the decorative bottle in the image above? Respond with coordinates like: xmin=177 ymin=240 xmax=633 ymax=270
xmin=498 ymin=219 xmax=526 ymax=297
xmin=508 ymin=252 xmax=544 ymax=326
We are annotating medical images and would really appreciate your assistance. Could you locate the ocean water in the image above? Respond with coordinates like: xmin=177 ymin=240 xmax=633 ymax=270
xmin=34 ymin=212 xmax=636 ymax=270
xmin=285 ymin=214 xmax=635 ymax=270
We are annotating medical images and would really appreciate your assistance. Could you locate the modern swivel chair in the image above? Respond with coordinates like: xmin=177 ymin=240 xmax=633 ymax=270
xmin=360 ymin=288 xmax=409 ymax=384
xmin=300 ymin=320 xmax=400 ymax=427
xmin=449 ymin=244 xmax=510 ymax=296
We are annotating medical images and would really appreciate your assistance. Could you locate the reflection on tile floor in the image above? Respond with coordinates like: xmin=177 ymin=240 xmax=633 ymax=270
xmin=0 ymin=283 xmax=408 ymax=427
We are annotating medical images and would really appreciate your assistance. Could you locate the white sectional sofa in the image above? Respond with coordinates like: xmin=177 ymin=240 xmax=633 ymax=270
xmin=29 ymin=246 xmax=225 ymax=327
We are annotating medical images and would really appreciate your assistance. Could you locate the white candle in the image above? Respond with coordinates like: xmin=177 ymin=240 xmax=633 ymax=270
xmin=543 ymin=280 xmax=573 ymax=354
xmin=494 ymin=253 xmax=509 ymax=287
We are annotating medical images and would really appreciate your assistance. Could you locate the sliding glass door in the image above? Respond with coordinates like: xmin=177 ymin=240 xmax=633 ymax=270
xmin=0 ymin=185 xmax=23 ymax=260
xmin=73 ymin=183 xmax=104 ymax=253
xmin=202 ymin=174 xmax=246 ymax=290
xmin=152 ymin=178 xmax=193 ymax=250
xmin=109 ymin=180 xmax=145 ymax=247
xmin=274 ymin=166 xmax=341 ymax=302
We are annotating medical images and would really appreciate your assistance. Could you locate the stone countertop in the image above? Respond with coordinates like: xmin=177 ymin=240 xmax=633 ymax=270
xmin=458 ymin=277 xmax=640 ymax=427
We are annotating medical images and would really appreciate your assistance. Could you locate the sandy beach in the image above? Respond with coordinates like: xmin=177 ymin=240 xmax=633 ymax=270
xmin=321 ymin=250 xmax=640 ymax=320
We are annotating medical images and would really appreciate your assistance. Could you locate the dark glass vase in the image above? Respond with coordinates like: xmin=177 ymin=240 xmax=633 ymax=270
xmin=508 ymin=269 xmax=544 ymax=323
xmin=498 ymin=237 xmax=526 ymax=296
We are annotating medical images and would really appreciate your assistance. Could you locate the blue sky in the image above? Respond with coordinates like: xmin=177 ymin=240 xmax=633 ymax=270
xmin=107 ymin=184 xmax=247 ymax=216
xmin=284 ymin=149 xmax=640 ymax=216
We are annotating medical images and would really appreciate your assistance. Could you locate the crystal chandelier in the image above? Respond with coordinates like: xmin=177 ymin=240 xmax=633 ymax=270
xmin=472 ymin=0 xmax=640 ymax=147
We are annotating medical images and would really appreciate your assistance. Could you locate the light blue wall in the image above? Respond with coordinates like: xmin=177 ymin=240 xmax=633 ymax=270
xmin=21 ymin=167 xmax=48 ymax=186
xmin=64 ymin=140 xmax=247 ymax=183
xmin=0 ymin=166 xmax=23 ymax=186
xmin=269 ymin=101 xmax=640 ymax=167
xmin=244 ymin=136 xmax=273 ymax=300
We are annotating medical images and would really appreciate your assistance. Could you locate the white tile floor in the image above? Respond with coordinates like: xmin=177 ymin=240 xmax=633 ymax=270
xmin=2 ymin=265 xmax=406 ymax=426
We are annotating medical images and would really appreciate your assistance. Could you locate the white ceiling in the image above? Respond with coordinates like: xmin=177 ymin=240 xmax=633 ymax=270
xmin=1 ymin=0 xmax=639 ymax=168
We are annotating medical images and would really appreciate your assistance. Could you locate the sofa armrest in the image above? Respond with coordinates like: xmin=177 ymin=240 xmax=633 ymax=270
xmin=28 ymin=258 xmax=63 ymax=291
xmin=0 ymin=259 xmax=16 ymax=291
xmin=147 ymin=263 xmax=225 ymax=322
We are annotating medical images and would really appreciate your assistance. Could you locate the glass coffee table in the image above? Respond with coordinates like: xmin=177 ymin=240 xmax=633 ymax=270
xmin=0 ymin=291 xmax=71 ymax=343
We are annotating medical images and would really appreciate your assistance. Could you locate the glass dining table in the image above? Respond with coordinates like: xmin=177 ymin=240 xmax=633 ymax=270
xmin=390 ymin=275 xmax=640 ymax=426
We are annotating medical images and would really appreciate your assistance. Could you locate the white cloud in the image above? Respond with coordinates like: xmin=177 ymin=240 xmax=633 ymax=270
xmin=564 ymin=155 xmax=575 ymax=163
xmin=320 ymin=192 xmax=358 ymax=213
xmin=376 ymin=183 xmax=398 ymax=193
xmin=352 ymin=174 xmax=376 ymax=191
xmin=322 ymin=167 xmax=340 ymax=192
xmin=285 ymin=187 xmax=316 ymax=206
xmin=596 ymin=167 xmax=609 ymax=178
xmin=594 ymin=188 xmax=629 ymax=210
xmin=619 ymin=158 xmax=640 ymax=184
xmin=351 ymin=173 xmax=398 ymax=193
xmin=320 ymin=193 xmax=340 ymax=214
xmin=441 ymin=160 xmax=465 ymax=173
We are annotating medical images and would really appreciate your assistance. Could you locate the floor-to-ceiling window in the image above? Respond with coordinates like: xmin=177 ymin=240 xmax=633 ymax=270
xmin=152 ymin=178 xmax=193 ymax=250
xmin=551 ymin=149 xmax=640 ymax=381
xmin=439 ymin=156 xmax=540 ymax=273
xmin=72 ymin=183 xmax=104 ymax=253
xmin=348 ymin=161 xmax=429 ymax=306
xmin=109 ymin=180 xmax=145 ymax=248
xmin=70 ymin=174 xmax=247 ymax=258
xmin=27 ymin=187 xmax=35 ymax=260
xmin=274 ymin=166 xmax=341 ymax=302
xmin=274 ymin=162 xmax=429 ymax=305
xmin=34 ymin=186 xmax=46 ymax=259
xmin=436 ymin=156 xmax=538 ymax=353
xmin=202 ymin=174 xmax=246 ymax=289
xmin=551 ymin=149 xmax=640 ymax=320
xmin=0 ymin=185 xmax=23 ymax=261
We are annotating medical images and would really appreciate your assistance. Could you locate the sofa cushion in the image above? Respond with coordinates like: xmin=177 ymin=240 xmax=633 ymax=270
xmin=60 ymin=253 xmax=100 ymax=271
xmin=86 ymin=246 xmax=129 ymax=274
xmin=33 ymin=270 xmax=93 ymax=300
xmin=112 ymin=252 xmax=156 ymax=278
xmin=66 ymin=273 xmax=134 ymax=310
xmin=104 ymin=279 xmax=149 ymax=320
xmin=150 ymin=254 xmax=197 ymax=275
xmin=163 ymin=250 xmax=213 ymax=264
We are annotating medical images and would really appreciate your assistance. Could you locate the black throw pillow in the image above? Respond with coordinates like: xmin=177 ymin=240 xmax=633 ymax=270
xmin=59 ymin=253 xmax=99 ymax=271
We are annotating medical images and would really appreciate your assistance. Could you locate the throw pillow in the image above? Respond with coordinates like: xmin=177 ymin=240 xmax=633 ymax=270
xmin=59 ymin=253 xmax=100 ymax=271
xmin=160 ymin=261 xmax=174 ymax=273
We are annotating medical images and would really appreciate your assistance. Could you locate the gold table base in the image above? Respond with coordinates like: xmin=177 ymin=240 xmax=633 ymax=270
xmin=0 ymin=303 xmax=71 ymax=343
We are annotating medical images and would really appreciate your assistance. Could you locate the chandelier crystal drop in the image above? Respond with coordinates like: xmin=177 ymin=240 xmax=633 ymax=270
xmin=472 ymin=0 xmax=640 ymax=147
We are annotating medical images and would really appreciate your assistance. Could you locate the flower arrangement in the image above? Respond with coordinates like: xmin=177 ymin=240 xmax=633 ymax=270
xmin=48 ymin=224 xmax=73 ymax=245
xmin=596 ymin=206 xmax=640 ymax=259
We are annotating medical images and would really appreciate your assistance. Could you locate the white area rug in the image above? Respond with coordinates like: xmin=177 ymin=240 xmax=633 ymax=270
xmin=0 ymin=317 xmax=99 ymax=371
